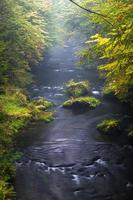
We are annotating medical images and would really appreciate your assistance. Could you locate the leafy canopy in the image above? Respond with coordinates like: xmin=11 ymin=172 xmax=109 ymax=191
xmin=79 ymin=0 xmax=133 ymax=103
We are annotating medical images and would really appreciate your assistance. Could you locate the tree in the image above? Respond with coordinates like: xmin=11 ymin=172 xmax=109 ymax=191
xmin=78 ymin=0 xmax=133 ymax=104
xmin=0 ymin=0 xmax=52 ymax=87
xmin=0 ymin=1 xmax=53 ymax=198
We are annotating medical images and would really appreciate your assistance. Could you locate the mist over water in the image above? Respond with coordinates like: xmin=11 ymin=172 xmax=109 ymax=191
xmin=15 ymin=2 xmax=133 ymax=200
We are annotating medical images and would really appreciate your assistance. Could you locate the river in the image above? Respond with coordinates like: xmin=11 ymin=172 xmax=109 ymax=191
xmin=15 ymin=38 xmax=133 ymax=200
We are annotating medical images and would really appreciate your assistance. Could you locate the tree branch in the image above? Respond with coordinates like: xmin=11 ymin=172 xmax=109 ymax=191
xmin=69 ymin=0 xmax=114 ymax=27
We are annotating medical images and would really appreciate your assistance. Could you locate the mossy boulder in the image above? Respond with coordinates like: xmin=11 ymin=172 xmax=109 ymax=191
xmin=97 ymin=119 xmax=121 ymax=135
xmin=66 ymin=80 xmax=90 ymax=97
xmin=63 ymin=96 xmax=101 ymax=109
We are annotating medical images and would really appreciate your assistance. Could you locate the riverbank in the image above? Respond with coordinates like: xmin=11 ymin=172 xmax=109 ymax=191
xmin=0 ymin=88 xmax=54 ymax=199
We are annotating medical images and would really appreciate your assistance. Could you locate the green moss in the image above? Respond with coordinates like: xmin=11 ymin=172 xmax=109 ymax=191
xmin=97 ymin=119 xmax=120 ymax=134
xmin=66 ymin=79 xmax=90 ymax=97
xmin=10 ymin=118 xmax=26 ymax=133
xmin=63 ymin=96 xmax=101 ymax=109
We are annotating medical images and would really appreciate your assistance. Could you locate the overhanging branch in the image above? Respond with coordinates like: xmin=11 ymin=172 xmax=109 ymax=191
xmin=69 ymin=0 xmax=114 ymax=26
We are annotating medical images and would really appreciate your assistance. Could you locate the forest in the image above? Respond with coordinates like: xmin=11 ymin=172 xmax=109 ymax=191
xmin=0 ymin=0 xmax=133 ymax=199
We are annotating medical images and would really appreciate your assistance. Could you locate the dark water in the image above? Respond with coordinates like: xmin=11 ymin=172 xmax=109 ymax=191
xmin=15 ymin=39 xmax=133 ymax=200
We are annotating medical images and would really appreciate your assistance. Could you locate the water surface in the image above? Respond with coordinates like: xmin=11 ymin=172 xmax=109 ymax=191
xmin=15 ymin=39 xmax=133 ymax=200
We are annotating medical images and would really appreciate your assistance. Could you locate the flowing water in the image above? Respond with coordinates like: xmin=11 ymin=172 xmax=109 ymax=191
xmin=15 ymin=38 xmax=133 ymax=200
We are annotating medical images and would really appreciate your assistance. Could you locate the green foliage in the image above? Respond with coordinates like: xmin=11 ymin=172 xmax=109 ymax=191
xmin=0 ymin=0 xmax=55 ymax=198
xmin=0 ymin=94 xmax=29 ymax=117
xmin=0 ymin=180 xmax=15 ymax=200
xmin=0 ymin=0 xmax=52 ymax=87
xmin=0 ymin=90 xmax=54 ymax=125
xmin=63 ymin=96 xmax=101 ymax=109
xmin=32 ymin=98 xmax=54 ymax=110
xmin=0 ymin=150 xmax=21 ymax=200
xmin=36 ymin=112 xmax=54 ymax=123
xmin=97 ymin=119 xmax=120 ymax=134
xmin=80 ymin=0 xmax=133 ymax=104
xmin=0 ymin=90 xmax=54 ymax=199
xmin=66 ymin=79 xmax=90 ymax=97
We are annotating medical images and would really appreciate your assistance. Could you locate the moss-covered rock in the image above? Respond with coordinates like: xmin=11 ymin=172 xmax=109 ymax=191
xmin=97 ymin=119 xmax=121 ymax=135
xmin=66 ymin=79 xmax=90 ymax=97
xmin=63 ymin=96 xmax=101 ymax=109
